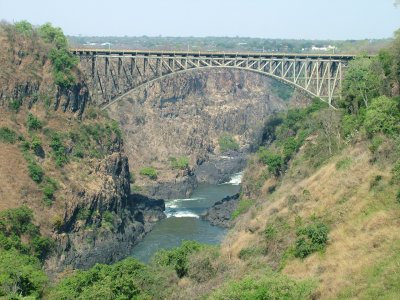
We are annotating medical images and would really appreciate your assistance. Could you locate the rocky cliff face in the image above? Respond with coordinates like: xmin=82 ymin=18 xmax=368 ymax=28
xmin=45 ymin=152 xmax=165 ymax=275
xmin=107 ymin=69 xmax=308 ymax=198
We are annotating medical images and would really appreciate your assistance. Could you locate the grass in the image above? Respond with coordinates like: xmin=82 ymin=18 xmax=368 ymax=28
xmin=337 ymin=242 xmax=400 ymax=299
xmin=139 ymin=166 xmax=158 ymax=180
xmin=169 ymin=156 xmax=189 ymax=170
xmin=336 ymin=157 xmax=352 ymax=170
xmin=231 ymin=198 xmax=255 ymax=220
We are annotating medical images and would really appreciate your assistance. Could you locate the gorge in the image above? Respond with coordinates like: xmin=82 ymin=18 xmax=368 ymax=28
xmin=1 ymin=19 xmax=400 ymax=300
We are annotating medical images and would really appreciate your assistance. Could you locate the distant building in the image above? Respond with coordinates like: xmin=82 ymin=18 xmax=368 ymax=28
xmin=311 ymin=45 xmax=336 ymax=52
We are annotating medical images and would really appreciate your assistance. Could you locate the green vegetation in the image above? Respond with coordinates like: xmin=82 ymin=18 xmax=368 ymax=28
xmin=0 ymin=206 xmax=54 ymax=298
xmin=364 ymin=96 xmax=400 ymax=136
xmin=69 ymin=34 xmax=390 ymax=54
xmin=76 ymin=208 xmax=91 ymax=221
xmin=26 ymin=113 xmax=42 ymax=131
xmin=49 ymin=258 xmax=172 ymax=300
xmin=238 ymin=247 xmax=265 ymax=260
xmin=42 ymin=176 xmax=58 ymax=205
xmin=169 ymin=156 xmax=189 ymax=170
xmin=39 ymin=22 xmax=78 ymax=89
xmin=0 ymin=127 xmax=17 ymax=144
xmin=219 ymin=133 xmax=240 ymax=152
xmin=68 ymin=121 xmax=122 ymax=159
xmin=209 ymin=272 xmax=314 ymax=300
xmin=27 ymin=161 xmax=44 ymax=183
xmin=139 ymin=166 xmax=158 ymax=180
xmin=258 ymin=147 xmax=284 ymax=176
xmin=50 ymin=133 xmax=69 ymax=167
xmin=231 ymin=198 xmax=255 ymax=220
xmin=9 ymin=98 xmax=22 ymax=112
xmin=336 ymin=157 xmax=352 ymax=170
xmin=102 ymin=211 xmax=114 ymax=229
xmin=0 ymin=248 xmax=48 ymax=299
xmin=30 ymin=135 xmax=42 ymax=153
xmin=294 ymin=222 xmax=329 ymax=258
xmin=253 ymin=98 xmax=330 ymax=184
xmin=49 ymin=48 xmax=78 ymax=88
xmin=14 ymin=20 xmax=34 ymax=36
xmin=153 ymin=240 xmax=205 ymax=278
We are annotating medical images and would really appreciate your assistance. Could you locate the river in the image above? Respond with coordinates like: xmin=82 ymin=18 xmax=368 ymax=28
xmin=131 ymin=172 xmax=242 ymax=263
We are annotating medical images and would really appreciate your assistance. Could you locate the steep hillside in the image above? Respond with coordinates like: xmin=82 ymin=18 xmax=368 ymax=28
xmin=0 ymin=21 xmax=164 ymax=284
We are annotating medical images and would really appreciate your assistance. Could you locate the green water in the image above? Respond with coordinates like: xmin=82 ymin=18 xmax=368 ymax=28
xmin=131 ymin=173 xmax=241 ymax=263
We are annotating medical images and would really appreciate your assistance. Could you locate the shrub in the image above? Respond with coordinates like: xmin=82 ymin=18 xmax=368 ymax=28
xmin=169 ymin=156 xmax=189 ymax=170
xmin=295 ymin=222 xmax=329 ymax=258
xmin=50 ymin=133 xmax=68 ymax=167
xmin=219 ymin=134 xmax=239 ymax=152
xmin=396 ymin=190 xmax=400 ymax=204
xmin=41 ymin=177 xmax=58 ymax=205
xmin=369 ymin=136 xmax=384 ymax=154
xmin=282 ymin=137 xmax=300 ymax=161
xmin=76 ymin=208 xmax=91 ymax=221
xmin=28 ymin=161 xmax=44 ymax=183
xmin=264 ymin=224 xmax=278 ymax=240
xmin=102 ymin=211 xmax=114 ymax=226
xmin=9 ymin=98 xmax=22 ymax=112
xmin=139 ymin=166 xmax=158 ymax=180
xmin=364 ymin=96 xmax=400 ymax=136
xmin=231 ymin=198 xmax=254 ymax=220
xmin=0 ymin=127 xmax=17 ymax=144
xmin=49 ymin=258 xmax=168 ymax=300
xmin=0 ymin=206 xmax=33 ymax=236
xmin=49 ymin=48 xmax=77 ymax=88
xmin=187 ymin=246 xmax=222 ymax=283
xmin=258 ymin=147 xmax=284 ymax=176
xmin=26 ymin=113 xmax=42 ymax=131
xmin=392 ymin=161 xmax=400 ymax=183
xmin=30 ymin=135 xmax=44 ymax=157
xmin=153 ymin=240 xmax=205 ymax=278
xmin=31 ymin=236 xmax=55 ymax=261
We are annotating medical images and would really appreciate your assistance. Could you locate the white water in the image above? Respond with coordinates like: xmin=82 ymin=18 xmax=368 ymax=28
xmin=166 ymin=210 xmax=200 ymax=218
xmin=163 ymin=172 xmax=243 ymax=219
xmin=132 ymin=182 xmax=241 ymax=263
xmin=221 ymin=171 xmax=243 ymax=186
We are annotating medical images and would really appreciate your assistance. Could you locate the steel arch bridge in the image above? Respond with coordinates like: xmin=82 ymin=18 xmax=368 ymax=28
xmin=71 ymin=49 xmax=355 ymax=109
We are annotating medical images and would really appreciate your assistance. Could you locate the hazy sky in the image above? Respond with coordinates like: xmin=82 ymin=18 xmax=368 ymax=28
xmin=0 ymin=0 xmax=399 ymax=39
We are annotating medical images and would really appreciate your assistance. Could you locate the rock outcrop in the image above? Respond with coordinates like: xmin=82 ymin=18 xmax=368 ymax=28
xmin=45 ymin=153 xmax=165 ymax=274
xmin=201 ymin=193 xmax=240 ymax=228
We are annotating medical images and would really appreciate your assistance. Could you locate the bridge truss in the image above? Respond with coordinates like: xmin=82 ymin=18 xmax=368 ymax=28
xmin=72 ymin=49 xmax=354 ymax=108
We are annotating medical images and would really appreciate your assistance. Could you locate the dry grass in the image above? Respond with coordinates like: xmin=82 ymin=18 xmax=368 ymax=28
xmin=213 ymin=140 xmax=400 ymax=299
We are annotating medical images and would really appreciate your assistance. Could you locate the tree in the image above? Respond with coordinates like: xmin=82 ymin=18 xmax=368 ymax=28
xmin=14 ymin=20 xmax=33 ymax=35
xmin=389 ymin=29 xmax=400 ymax=95
xmin=38 ymin=23 xmax=67 ymax=49
xmin=341 ymin=56 xmax=384 ymax=113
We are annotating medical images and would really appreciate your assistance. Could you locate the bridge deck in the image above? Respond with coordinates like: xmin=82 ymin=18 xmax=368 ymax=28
xmin=70 ymin=48 xmax=356 ymax=60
